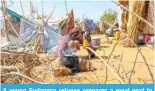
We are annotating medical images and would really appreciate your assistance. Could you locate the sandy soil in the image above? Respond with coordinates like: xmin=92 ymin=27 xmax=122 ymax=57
xmin=34 ymin=34 xmax=154 ymax=84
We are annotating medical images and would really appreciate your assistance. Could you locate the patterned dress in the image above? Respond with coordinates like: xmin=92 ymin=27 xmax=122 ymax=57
xmin=56 ymin=34 xmax=70 ymax=58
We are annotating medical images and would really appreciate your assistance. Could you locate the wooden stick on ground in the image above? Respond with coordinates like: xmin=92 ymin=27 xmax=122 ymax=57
xmin=0 ymin=66 xmax=20 ymax=72
xmin=93 ymin=71 xmax=101 ymax=84
xmin=121 ymin=65 xmax=129 ymax=83
xmin=128 ymin=49 xmax=140 ymax=83
xmin=86 ymin=47 xmax=125 ymax=84
xmin=126 ymin=36 xmax=154 ymax=83
xmin=117 ymin=51 xmax=124 ymax=73
xmin=104 ymin=35 xmax=126 ymax=83
xmin=3 ymin=72 xmax=47 ymax=84
xmin=46 ymin=54 xmax=61 ymax=84
xmin=102 ymin=20 xmax=154 ymax=83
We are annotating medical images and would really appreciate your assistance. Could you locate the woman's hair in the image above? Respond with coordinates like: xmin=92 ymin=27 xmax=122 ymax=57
xmin=85 ymin=31 xmax=90 ymax=35
xmin=82 ymin=31 xmax=85 ymax=34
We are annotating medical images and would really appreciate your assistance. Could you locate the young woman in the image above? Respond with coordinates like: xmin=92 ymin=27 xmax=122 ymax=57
xmin=61 ymin=40 xmax=80 ymax=73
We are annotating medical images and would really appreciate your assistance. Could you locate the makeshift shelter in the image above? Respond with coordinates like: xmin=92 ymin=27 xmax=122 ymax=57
xmin=118 ymin=0 xmax=154 ymax=34
xmin=117 ymin=0 xmax=154 ymax=46
xmin=78 ymin=18 xmax=96 ymax=32
xmin=1 ymin=8 xmax=22 ymax=41
xmin=1 ymin=8 xmax=61 ymax=53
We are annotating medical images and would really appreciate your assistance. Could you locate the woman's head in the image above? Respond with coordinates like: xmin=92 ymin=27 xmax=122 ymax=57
xmin=69 ymin=24 xmax=80 ymax=35
xmin=85 ymin=31 xmax=90 ymax=36
xmin=71 ymin=30 xmax=80 ymax=40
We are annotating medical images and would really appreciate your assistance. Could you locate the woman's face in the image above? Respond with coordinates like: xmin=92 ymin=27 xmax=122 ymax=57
xmin=72 ymin=31 xmax=80 ymax=38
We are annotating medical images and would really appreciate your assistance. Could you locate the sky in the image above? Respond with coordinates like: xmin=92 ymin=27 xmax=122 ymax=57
xmin=0 ymin=0 xmax=119 ymax=22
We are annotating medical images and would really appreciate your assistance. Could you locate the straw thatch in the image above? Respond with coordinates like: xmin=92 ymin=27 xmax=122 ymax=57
xmin=118 ymin=0 xmax=128 ymax=6
xmin=143 ymin=1 xmax=154 ymax=34
xmin=126 ymin=1 xmax=146 ymax=47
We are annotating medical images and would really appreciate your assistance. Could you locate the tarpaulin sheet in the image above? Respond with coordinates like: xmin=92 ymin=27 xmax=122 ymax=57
xmin=1 ymin=18 xmax=61 ymax=52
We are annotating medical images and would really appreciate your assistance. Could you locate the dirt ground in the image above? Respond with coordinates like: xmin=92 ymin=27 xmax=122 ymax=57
xmin=1 ymin=34 xmax=154 ymax=84
xmin=30 ymin=34 xmax=154 ymax=84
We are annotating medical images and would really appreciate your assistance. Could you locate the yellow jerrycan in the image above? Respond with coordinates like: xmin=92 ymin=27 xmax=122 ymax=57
xmin=83 ymin=39 xmax=89 ymax=47
xmin=114 ymin=31 xmax=120 ymax=40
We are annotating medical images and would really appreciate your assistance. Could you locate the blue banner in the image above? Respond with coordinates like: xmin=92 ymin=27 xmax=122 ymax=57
xmin=1 ymin=84 xmax=154 ymax=91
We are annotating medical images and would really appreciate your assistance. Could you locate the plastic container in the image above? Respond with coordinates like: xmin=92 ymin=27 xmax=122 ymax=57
xmin=114 ymin=31 xmax=120 ymax=40
xmin=91 ymin=38 xmax=100 ymax=47
xmin=144 ymin=35 xmax=150 ymax=43
xmin=83 ymin=39 xmax=89 ymax=47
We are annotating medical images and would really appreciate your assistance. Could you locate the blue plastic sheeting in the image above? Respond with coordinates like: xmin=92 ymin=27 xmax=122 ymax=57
xmin=43 ymin=24 xmax=61 ymax=51
xmin=6 ymin=8 xmax=22 ymax=22
xmin=86 ymin=19 xmax=96 ymax=31
xmin=1 ymin=18 xmax=61 ymax=52
xmin=19 ymin=18 xmax=61 ymax=52
xmin=1 ymin=8 xmax=22 ymax=23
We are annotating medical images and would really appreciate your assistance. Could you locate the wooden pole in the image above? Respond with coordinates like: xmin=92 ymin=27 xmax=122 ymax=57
xmin=46 ymin=6 xmax=56 ymax=23
xmin=29 ymin=0 xmax=37 ymax=19
xmin=65 ymin=0 xmax=68 ymax=15
xmin=40 ymin=0 xmax=44 ymax=52
xmin=5 ymin=12 xmax=19 ymax=37
xmin=4 ymin=72 xmax=47 ymax=84
xmin=1 ymin=1 xmax=19 ymax=37
xmin=19 ymin=0 xmax=25 ymax=17
xmin=1 ymin=0 xmax=9 ymax=41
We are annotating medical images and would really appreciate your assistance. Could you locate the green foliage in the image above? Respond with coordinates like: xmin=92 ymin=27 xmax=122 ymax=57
xmin=100 ymin=9 xmax=117 ymax=24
